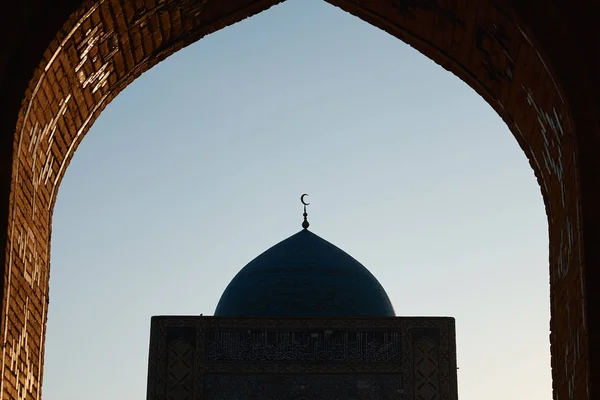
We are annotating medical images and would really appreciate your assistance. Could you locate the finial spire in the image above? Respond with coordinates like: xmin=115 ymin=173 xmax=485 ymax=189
xmin=300 ymin=194 xmax=310 ymax=229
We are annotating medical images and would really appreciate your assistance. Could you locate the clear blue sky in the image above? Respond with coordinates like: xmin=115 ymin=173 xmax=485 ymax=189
xmin=43 ymin=1 xmax=551 ymax=399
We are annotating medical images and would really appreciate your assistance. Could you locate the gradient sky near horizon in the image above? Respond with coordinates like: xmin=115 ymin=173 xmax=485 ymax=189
xmin=42 ymin=0 xmax=551 ymax=399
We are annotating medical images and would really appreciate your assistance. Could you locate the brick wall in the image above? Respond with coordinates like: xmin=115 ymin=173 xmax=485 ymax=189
xmin=0 ymin=0 xmax=594 ymax=399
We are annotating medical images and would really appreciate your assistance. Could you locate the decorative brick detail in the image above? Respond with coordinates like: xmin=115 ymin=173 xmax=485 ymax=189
xmin=0 ymin=0 xmax=596 ymax=400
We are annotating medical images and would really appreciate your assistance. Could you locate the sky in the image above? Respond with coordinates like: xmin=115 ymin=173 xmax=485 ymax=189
xmin=42 ymin=0 xmax=551 ymax=399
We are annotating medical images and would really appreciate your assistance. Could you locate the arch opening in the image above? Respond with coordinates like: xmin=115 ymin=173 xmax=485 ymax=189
xmin=0 ymin=1 xmax=587 ymax=400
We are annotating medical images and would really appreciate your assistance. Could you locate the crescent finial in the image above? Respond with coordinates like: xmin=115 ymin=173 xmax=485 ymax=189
xmin=300 ymin=194 xmax=310 ymax=229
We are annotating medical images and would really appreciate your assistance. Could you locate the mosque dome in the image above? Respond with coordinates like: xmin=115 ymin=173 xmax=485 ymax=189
xmin=214 ymin=226 xmax=396 ymax=317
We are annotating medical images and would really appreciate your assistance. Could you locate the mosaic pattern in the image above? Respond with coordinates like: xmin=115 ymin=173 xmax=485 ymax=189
xmin=414 ymin=338 xmax=440 ymax=400
xmin=166 ymin=340 xmax=195 ymax=400
xmin=146 ymin=317 xmax=458 ymax=400
xmin=206 ymin=330 xmax=401 ymax=363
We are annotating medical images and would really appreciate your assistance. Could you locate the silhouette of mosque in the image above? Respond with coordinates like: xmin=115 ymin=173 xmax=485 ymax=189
xmin=146 ymin=195 xmax=458 ymax=400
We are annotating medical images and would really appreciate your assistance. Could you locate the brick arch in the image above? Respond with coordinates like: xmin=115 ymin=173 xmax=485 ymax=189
xmin=0 ymin=1 xmax=593 ymax=400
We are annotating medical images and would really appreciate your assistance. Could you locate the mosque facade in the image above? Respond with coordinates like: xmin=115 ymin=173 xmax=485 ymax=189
xmin=146 ymin=197 xmax=458 ymax=400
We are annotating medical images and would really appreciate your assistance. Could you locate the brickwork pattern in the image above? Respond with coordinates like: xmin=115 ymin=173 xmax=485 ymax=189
xmin=0 ymin=1 xmax=591 ymax=400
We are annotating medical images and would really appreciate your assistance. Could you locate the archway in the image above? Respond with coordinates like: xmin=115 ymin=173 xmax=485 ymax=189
xmin=0 ymin=1 xmax=594 ymax=400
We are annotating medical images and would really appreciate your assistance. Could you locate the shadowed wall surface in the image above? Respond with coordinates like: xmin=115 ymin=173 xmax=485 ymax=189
xmin=146 ymin=316 xmax=458 ymax=400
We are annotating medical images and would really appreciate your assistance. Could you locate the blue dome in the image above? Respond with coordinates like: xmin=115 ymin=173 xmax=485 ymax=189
xmin=214 ymin=229 xmax=395 ymax=317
